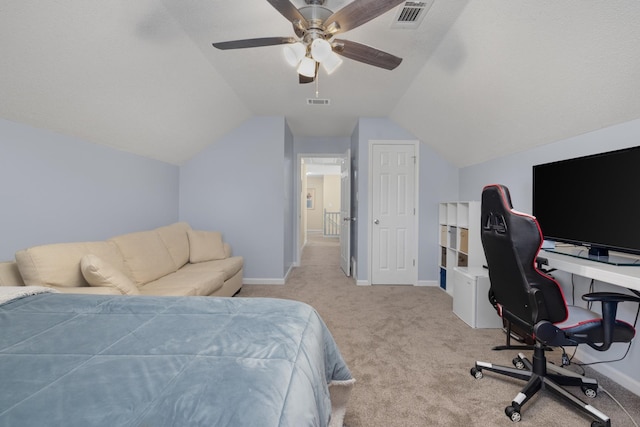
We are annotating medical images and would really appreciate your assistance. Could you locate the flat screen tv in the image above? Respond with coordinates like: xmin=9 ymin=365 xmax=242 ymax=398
xmin=532 ymin=145 xmax=640 ymax=265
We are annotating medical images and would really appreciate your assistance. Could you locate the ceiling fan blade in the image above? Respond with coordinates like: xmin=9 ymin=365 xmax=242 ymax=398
xmin=212 ymin=37 xmax=295 ymax=50
xmin=324 ymin=0 xmax=405 ymax=34
xmin=266 ymin=0 xmax=309 ymax=28
xmin=333 ymin=39 xmax=402 ymax=70
xmin=299 ymin=74 xmax=314 ymax=84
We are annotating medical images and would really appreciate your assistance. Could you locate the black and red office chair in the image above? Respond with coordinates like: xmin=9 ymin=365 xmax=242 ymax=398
xmin=470 ymin=184 xmax=640 ymax=427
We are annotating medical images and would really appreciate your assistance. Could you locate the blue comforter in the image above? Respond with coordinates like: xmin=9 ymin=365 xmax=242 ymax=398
xmin=0 ymin=293 xmax=352 ymax=426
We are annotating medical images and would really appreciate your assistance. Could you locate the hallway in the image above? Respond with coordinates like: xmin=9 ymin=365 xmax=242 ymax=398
xmin=300 ymin=231 xmax=341 ymax=268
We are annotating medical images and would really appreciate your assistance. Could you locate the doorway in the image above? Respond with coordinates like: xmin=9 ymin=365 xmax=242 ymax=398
xmin=297 ymin=153 xmax=351 ymax=276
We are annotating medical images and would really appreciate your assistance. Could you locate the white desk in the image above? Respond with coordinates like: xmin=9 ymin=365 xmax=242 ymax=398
xmin=541 ymin=249 xmax=640 ymax=294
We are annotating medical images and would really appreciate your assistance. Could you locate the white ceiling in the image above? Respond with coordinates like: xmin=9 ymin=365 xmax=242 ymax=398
xmin=1 ymin=1 xmax=639 ymax=167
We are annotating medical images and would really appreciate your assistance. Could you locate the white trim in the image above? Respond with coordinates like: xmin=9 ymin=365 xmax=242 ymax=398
xmin=368 ymin=140 xmax=420 ymax=285
xmin=417 ymin=280 xmax=439 ymax=287
xmin=356 ymin=280 xmax=371 ymax=286
xmin=284 ymin=263 xmax=294 ymax=282
xmin=242 ymin=254 xmax=295 ymax=286
xmin=243 ymin=278 xmax=286 ymax=285
xmin=574 ymin=347 xmax=640 ymax=396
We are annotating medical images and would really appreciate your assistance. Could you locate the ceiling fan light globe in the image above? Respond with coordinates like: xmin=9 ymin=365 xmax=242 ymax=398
xmin=284 ymin=42 xmax=306 ymax=67
xmin=297 ymin=56 xmax=316 ymax=78
xmin=322 ymin=51 xmax=343 ymax=74
xmin=310 ymin=38 xmax=332 ymax=62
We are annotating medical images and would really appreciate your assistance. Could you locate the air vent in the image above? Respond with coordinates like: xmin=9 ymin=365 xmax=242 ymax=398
xmin=307 ymin=98 xmax=330 ymax=105
xmin=391 ymin=1 xmax=433 ymax=29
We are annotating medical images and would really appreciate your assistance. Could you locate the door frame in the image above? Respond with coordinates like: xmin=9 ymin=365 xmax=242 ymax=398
xmin=294 ymin=152 xmax=345 ymax=266
xmin=340 ymin=149 xmax=351 ymax=276
xmin=367 ymin=140 xmax=420 ymax=285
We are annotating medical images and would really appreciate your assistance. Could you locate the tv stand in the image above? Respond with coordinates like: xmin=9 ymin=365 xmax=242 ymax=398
xmin=588 ymin=246 xmax=608 ymax=258
xmin=546 ymin=245 xmax=640 ymax=267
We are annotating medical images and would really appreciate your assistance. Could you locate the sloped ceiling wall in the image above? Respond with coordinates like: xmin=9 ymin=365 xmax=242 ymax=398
xmin=1 ymin=1 xmax=639 ymax=167
xmin=392 ymin=1 xmax=640 ymax=167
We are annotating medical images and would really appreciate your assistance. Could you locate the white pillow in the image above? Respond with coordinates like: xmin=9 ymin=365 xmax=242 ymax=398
xmin=187 ymin=230 xmax=227 ymax=263
xmin=80 ymin=254 xmax=140 ymax=295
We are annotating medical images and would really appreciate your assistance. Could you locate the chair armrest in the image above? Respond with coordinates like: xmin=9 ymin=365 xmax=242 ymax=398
xmin=582 ymin=292 xmax=640 ymax=304
xmin=580 ymin=292 xmax=640 ymax=351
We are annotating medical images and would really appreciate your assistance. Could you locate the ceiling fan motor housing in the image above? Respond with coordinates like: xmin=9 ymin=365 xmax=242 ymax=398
xmin=299 ymin=5 xmax=333 ymax=32
xmin=212 ymin=0 xmax=405 ymax=78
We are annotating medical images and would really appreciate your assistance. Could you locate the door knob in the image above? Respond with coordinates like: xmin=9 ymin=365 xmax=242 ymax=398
xmin=374 ymin=219 xmax=380 ymax=224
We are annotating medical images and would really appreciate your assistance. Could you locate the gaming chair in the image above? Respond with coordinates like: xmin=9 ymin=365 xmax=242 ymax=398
xmin=470 ymin=184 xmax=640 ymax=427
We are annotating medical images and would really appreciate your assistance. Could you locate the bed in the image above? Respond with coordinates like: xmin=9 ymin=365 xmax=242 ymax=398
xmin=0 ymin=287 xmax=354 ymax=426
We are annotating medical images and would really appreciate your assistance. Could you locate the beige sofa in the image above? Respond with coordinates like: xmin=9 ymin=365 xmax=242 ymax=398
xmin=0 ymin=222 xmax=243 ymax=297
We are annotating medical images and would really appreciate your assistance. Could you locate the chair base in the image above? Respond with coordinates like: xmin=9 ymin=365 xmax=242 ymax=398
xmin=471 ymin=345 xmax=610 ymax=427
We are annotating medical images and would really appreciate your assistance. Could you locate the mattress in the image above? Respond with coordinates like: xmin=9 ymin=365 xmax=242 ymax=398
xmin=0 ymin=290 xmax=352 ymax=426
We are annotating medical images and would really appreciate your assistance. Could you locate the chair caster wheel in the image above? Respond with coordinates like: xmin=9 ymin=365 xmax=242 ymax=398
xmin=470 ymin=367 xmax=483 ymax=379
xmin=581 ymin=386 xmax=597 ymax=398
xmin=512 ymin=356 xmax=525 ymax=370
xmin=591 ymin=422 xmax=606 ymax=427
xmin=505 ymin=406 xmax=521 ymax=422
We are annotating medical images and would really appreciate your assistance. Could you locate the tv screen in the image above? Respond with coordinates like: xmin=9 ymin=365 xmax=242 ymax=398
xmin=532 ymin=146 xmax=640 ymax=262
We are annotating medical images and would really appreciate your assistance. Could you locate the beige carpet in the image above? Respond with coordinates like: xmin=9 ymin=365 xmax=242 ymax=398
xmin=238 ymin=234 xmax=640 ymax=426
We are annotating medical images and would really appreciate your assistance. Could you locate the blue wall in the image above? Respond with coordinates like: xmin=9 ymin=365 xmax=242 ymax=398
xmin=179 ymin=116 xmax=288 ymax=282
xmin=0 ymin=118 xmax=179 ymax=261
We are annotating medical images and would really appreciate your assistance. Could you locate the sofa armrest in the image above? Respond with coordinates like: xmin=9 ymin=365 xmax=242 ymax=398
xmin=223 ymin=242 xmax=232 ymax=258
xmin=0 ymin=261 xmax=25 ymax=286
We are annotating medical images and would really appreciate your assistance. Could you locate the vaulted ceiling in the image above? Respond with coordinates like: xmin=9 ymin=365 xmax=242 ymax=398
xmin=2 ymin=1 xmax=639 ymax=167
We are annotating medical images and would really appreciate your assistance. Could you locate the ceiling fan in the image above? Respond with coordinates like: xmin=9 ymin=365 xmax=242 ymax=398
xmin=212 ymin=0 xmax=405 ymax=83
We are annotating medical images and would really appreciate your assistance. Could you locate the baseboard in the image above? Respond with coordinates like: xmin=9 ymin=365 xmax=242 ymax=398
xmin=284 ymin=264 xmax=294 ymax=282
xmin=416 ymin=280 xmax=438 ymax=287
xmin=356 ymin=279 xmax=438 ymax=287
xmin=243 ymin=278 xmax=286 ymax=285
xmin=574 ymin=347 xmax=640 ymax=396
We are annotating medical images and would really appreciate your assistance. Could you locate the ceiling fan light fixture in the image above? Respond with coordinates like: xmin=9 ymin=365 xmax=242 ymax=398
xmin=322 ymin=51 xmax=343 ymax=74
xmin=284 ymin=42 xmax=306 ymax=66
xmin=297 ymin=56 xmax=316 ymax=78
xmin=310 ymin=38 xmax=332 ymax=62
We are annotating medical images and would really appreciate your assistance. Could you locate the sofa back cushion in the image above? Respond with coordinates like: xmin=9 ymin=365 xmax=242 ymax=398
xmin=110 ymin=230 xmax=177 ymax=286
xmin=15 ymin=241 xmax=126 ymax=288
xmin=156 ymin=222 xmax=191 ymax=269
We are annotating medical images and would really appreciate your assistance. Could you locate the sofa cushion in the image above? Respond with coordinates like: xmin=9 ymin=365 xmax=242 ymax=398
xmin=15 ymin=241 xmax=126 ymax=288
xmin=139 ymin=269 xmax=225 ymax=296
xmin=80 ymin=254 xmax=140 ymax=295
xmin=188 ymin=230 xmax=227 ymax=263
xmin=110 ymin=230 xmax=177 ymax=286
xmin=182 ymin=256 xmax=244 ymax=281
xmin=156 ymin=222 xmax=191 ymax=270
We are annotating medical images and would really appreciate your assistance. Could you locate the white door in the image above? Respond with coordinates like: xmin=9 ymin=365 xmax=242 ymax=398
xmin=340 ymin=149 xmax=351 ymax=276
xmin=370 ymin=142 xmax=417 ymax=285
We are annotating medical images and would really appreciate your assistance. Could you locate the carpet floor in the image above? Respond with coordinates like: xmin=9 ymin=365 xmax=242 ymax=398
xmin=237 ymin=234 xmax=640 ymax=427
